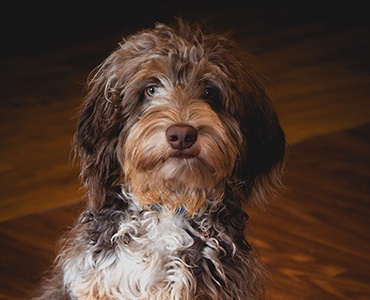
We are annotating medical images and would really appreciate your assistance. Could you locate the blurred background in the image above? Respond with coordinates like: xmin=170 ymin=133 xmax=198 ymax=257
xmin=1 ymin=1 xmax=369 ymax=299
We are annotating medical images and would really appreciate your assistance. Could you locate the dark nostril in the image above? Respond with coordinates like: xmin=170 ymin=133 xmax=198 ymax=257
xmin=166 ymin=124 xmax=198 ymax=150
xmin=168 ymin=134 xmax=179 ymax=142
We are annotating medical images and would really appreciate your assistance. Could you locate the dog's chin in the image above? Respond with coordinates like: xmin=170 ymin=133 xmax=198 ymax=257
xmin=123 ymin=153 xmax=232 ymax=214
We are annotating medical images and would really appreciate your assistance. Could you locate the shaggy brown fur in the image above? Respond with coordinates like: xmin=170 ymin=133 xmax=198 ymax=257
xmin=32 ymin=19 xmax=285 ymax=300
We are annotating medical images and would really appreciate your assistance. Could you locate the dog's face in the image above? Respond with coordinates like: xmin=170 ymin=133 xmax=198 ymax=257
xmin=74 ymin=20 xmax=285 ymax=214
xmin=121 ymin=63 xmax=242 ymax=213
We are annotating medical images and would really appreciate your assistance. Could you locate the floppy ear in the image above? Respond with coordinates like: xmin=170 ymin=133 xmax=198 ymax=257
xmin=234 ymin=74 xmax=286 ymax=206
xmin=73 ymin=52 xmax=128 ymax=212
xmin=73 ymin=24 xmax=182 ymax=212
xmin=201 ymin=31 xmax=285 ymax=206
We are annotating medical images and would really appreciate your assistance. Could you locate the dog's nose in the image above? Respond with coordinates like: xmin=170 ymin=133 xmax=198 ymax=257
xmin=166 ymin=124 xmax=198 ymax=150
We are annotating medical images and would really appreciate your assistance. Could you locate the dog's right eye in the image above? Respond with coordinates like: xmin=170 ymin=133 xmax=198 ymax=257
xmin=145 ymin=86 xmax=158 ymax=97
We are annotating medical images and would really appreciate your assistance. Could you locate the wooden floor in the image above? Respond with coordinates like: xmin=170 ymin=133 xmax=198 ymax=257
xmin=1 ymin=2 xmax=369 ymax=299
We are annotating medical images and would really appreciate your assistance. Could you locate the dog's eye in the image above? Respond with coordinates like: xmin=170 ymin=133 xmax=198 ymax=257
xmin=146 ymin=86 xmax=158 ymax=97
xmin=204 ymin=88 xmax=216 ymax=100
xmin=203 ymin=87 xmax=221 ymax=105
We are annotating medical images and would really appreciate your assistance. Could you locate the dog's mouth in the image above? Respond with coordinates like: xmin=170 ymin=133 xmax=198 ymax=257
xmin=169 ymin=148 xmax=200 ymax=159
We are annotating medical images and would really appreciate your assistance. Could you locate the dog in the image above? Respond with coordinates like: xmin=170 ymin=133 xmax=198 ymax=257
xmin=32 ymin=19 xmax=285 ymax=300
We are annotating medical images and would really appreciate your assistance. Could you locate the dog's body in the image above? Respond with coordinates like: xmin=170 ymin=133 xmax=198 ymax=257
xmin=33 ymin=20 xmax=285 ymax=299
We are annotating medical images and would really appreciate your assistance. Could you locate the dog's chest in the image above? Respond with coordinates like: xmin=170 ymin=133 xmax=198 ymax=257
xmin=65 ymin=211 xmax=199 ymax=299
xmin=113 ymin=210 xmax=195 ymax=266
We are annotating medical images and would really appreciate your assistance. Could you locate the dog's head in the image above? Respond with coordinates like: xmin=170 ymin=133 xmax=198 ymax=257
xmin=74 ymin=20 xmax=285 ymax=214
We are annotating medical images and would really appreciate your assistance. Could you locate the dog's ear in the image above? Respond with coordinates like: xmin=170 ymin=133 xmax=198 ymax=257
xmin=234 ymin=72 xmax=286 ymax=206
xmin=203 ymin=34 xmax=286 ymax=206
xmin=73 ymin=24 xmax=177 ymax=212
xmin=73 ymin=52 xmax=130 ymax=212
xmin=201 ymin=32 xmax=285 ymax=203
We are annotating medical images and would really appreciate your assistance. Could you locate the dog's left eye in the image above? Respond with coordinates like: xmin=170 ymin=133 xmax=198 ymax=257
xmin=146 ymin=86 xmax=158 ymax=97
xmin=203 ymin=88 xmax=221 ymax=104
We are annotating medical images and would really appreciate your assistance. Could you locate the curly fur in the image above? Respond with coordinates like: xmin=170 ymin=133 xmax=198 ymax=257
xmin=32 ymin=19 xmax=285 ymax=300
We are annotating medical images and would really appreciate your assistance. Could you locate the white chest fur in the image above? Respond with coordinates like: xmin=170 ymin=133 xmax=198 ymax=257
xmin=63 ymin=209 xmax=198 ymax=300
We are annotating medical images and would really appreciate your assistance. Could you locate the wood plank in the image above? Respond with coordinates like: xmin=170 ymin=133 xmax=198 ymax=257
xmin=0 ymin=205 xmax=80 ymax=299
xmin=249 ymin=123 xmax=370 ymax=299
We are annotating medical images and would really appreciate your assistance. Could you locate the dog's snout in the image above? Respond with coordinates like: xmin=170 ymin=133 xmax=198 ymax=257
xmin=166 ymin=124 xmax=198 ymax=150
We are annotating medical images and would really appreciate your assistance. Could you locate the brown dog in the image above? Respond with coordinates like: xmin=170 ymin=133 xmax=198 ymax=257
xmin=33 ymin=19 xmax=285 ymax=300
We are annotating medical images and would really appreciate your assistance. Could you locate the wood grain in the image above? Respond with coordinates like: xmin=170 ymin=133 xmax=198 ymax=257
xmin=250 ymin=124 xmax=370 ymax=299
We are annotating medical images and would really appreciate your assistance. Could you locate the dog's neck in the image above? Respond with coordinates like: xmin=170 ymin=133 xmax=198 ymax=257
xmin=119 ymin=187 xmax=228 ymax=220
xmin=151 ymin=203 xmax=187 ymax=215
